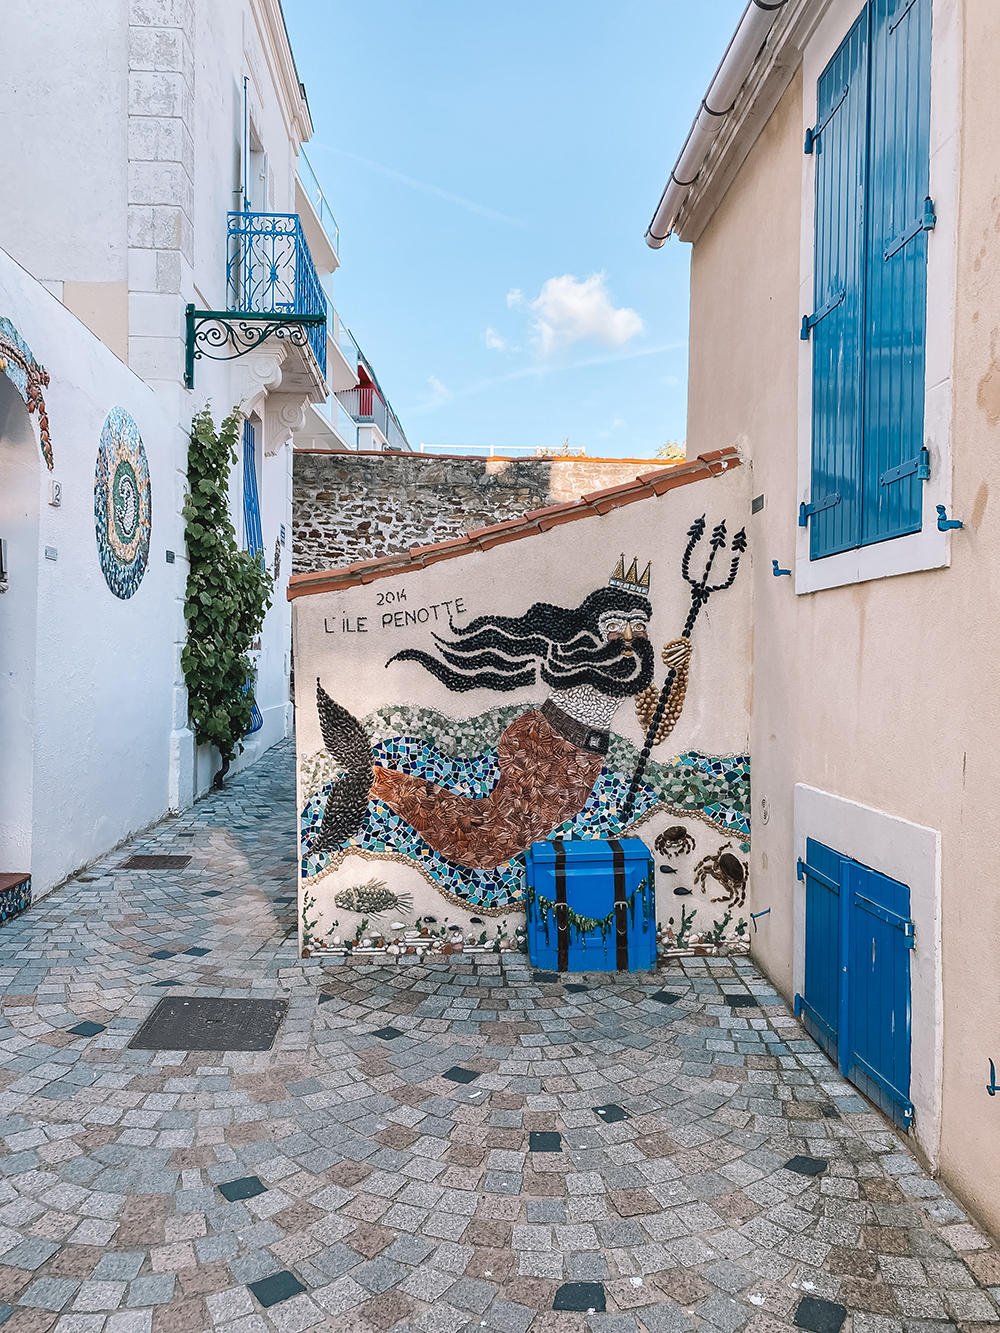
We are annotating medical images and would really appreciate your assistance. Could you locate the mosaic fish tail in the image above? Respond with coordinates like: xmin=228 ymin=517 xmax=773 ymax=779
xmin=314 ymin=681 xmax=374 ymax=851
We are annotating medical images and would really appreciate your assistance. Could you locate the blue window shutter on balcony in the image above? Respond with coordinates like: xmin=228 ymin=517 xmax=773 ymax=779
xmin=861 ymin=0 xmax=932 ymax=545
xmin=808 ymin=11 xmax=869 ymax=559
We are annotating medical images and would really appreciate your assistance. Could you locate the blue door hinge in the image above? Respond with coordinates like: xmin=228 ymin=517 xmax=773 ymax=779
xmin=799 ymin=493 xmax=841 ymax=526
xmin=880 ymin=448 xmax=929 ymax=487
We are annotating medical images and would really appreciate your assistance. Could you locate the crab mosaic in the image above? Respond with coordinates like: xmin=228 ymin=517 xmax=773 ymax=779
xmin=654 ymin=825 xmax=696 ymax=857
xmin=693 ymin=841 xmax=748 ymax=907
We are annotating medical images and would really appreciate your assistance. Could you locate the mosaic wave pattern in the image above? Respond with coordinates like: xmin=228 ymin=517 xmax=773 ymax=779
xmin=0 ymin=315 xmax=53 ymax=468
xmin=300 ymin=707 xmax=750 ymax=911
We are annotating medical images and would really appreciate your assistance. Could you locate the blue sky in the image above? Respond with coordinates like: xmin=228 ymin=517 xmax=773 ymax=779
xmin=282 ymin=1 xmax=746 ymax=459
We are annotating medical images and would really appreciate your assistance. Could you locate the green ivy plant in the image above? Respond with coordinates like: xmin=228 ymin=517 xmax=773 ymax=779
xmin=182 ymin=406 xmax=273 ymax=787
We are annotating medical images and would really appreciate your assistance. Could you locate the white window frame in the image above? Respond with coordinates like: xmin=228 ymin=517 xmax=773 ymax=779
xmin=793 ymin=783 xmax=942 ymax=1166
xmin=795 ymin=0 xmax=961 ymax=594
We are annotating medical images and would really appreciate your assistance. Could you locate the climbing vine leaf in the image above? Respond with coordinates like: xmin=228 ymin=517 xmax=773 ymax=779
xmin=181 ymin=406 xmax=272 ymax=766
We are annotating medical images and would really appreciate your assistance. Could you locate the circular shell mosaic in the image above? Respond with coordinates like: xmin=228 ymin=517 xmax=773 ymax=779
xmin=94 ymin=407 xmax=151 ymax=599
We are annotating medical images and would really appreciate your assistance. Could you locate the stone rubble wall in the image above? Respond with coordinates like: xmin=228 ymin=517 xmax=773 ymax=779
xmin=292 ymin=450 xmax=661 ymax=573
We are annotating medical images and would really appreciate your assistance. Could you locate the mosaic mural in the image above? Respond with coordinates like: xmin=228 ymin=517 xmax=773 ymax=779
xmin=301 ymin=530 xmax=750 ymax=915
xmin=0 ymin=874 xmax=31 ymax=929
xmin=94 ymin=407 xmax=151 ymax=600
xmin=0 ymin=316 xmax=53 ymax=468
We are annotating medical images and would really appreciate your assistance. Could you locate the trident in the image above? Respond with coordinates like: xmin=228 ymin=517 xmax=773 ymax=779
xmin=619 ymin=515 xmax=747 ymax=826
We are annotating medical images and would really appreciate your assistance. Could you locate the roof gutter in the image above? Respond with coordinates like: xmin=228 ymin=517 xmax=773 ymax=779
xmin=645 ymin=0 xmax=790 ymax=248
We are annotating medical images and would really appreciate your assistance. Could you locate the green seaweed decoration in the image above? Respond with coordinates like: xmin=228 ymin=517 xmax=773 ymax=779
xmin=527 ymin=878 xmax=650 ymax=953
xmin=706 ymin=910 xmax=732 ymax=946
xmin=674 ymin=904 xmax=697 ymax=948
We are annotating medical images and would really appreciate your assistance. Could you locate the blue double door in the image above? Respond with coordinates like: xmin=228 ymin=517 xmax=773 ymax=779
xmin=797 ymin=838 xmax=914 ymax=1128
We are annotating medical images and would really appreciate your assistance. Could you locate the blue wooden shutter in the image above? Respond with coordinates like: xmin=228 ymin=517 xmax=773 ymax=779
xmin=845 ymin=860 xmax=913 ymax=1126
xmin=242 ymin=419 xmax=264 ymax=558
xmin=798 ymin=838 xmax=844 ymax=1060
xmin=861 ymin=0 xmax=932 ymax=545
xmin=808 ymin=12 xmax=870 ymax=559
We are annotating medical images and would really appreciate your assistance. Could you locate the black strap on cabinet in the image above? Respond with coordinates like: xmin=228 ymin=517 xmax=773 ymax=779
xmin=554 ymin=840 xmax=569 ymax=972
xmin=609 ymin=839 xmax=629 ymax=971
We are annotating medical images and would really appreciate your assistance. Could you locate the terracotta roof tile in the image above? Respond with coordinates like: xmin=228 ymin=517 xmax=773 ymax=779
xmin=287 ymin=447 xmax=741 ymax=601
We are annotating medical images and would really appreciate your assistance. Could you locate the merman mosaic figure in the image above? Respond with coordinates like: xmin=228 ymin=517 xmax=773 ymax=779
xmin=314 ymin=557 xmax=691 ymax=869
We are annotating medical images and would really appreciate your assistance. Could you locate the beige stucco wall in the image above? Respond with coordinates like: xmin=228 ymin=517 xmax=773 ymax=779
xmin=685 ymin=0 xmax=1000 ymax=1233
xmin=292 ymin=463 xmax=752 ymax=951
xmin=688 ymin=65 xmax=804 ymax=1004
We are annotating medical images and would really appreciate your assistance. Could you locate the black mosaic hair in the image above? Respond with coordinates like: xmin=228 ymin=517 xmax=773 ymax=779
xmin=386 ymin=586 xmax=654 ymax=695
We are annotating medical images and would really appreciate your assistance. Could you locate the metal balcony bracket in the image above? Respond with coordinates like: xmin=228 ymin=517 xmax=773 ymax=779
xmin=184 ymin=305 xmax=326 ymax=390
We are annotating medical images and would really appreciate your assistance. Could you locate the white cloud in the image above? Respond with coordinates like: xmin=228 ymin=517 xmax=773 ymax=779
xmin=416 ymin=375 xmax=453 ymax=411
xmin=527 ymin=273 xmax=644 ymax=357
xmin=506 ymin=288 xmax=524 ymax=310
xmin=483 ymin=327 xmax=507 ymax=351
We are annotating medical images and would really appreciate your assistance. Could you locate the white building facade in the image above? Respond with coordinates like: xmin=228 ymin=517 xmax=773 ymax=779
xmin=0 ymin=0 xmax=343 ymax=907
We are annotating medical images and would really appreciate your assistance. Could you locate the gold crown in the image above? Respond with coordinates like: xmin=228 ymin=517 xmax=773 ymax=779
xmin=609 ymin=555 xmax=651 ymax=596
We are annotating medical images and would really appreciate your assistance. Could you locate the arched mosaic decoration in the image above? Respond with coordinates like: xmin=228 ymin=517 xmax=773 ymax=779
xmin=94 ymin=407 xmax=151 ymax=599
xmin=0 ymin=316 xmax=53 ymax=468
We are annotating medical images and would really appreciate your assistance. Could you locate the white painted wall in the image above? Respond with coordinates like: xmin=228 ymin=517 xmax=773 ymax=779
xmin=0 ymin=249 xmax=180 ymax=897
xmin=0 ymin=0 xmax=316 ymax=857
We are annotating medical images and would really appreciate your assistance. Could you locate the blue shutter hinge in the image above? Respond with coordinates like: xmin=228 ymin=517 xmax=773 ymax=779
xmin=880 ymin=448 xmax=929 ymax=486
xmin=884 ymin=199 xmax=936 ymax=260
xmin=988 ymin=1059 xmax=999 ymax=1097
xmin=798 ymin=493 xmax=841 ymax=526
xmin=801 ymin=288 xmax=846 ymax=339
xmin=804 ymin=85 xmax=849 ymax=155
xmin=772 ymin=560 xmax=791 ymax=577
xmin=936 ymin=505 xmax=963 ymax=531
xmin=796 ymin=858 xmax=804 ymax=880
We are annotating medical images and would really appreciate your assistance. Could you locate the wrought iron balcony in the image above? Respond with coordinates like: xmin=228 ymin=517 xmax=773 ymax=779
xmin=226 ymin=211 xmax=327 ymax=378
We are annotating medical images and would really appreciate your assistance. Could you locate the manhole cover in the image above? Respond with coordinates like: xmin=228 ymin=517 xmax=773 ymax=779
xmin=121 ymin=855 xmax=192 ymax=870
xmin=128 ymin=997 xmax=287 ymax=1051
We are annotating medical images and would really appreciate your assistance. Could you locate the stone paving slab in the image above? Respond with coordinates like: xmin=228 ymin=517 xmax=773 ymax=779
xmin=0 ymin=740 xmax=996 ymax=1333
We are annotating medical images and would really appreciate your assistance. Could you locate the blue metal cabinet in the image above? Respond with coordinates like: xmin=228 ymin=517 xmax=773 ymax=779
xmin=525 ymin=838 xmax=656 ymax=973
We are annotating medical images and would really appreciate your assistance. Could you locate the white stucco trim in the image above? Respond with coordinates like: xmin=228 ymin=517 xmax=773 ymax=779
xmin=792 ymin=783 xmax=942 ymax=1167
xmin=795 ymin=0 xmax=961 ymax=596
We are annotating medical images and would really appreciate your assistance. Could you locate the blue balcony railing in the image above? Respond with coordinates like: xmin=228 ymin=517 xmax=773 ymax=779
xmin=226 ymin=212 xmax=327 ymax=379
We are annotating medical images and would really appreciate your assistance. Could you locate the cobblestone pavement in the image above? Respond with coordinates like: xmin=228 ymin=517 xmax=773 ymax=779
xmin=0 ymin=741 xmax=998 ymax=1333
